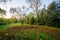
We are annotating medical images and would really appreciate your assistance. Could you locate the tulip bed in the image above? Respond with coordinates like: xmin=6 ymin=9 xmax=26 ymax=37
xmin=0 ymin=26 xmax=60 ymax=40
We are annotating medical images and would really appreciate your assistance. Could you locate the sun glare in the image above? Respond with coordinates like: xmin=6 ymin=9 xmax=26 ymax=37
xmin=5 ymin=15 xmax=11 ymax=19
xmin=5 ymin=14 xmax=12 ymax=19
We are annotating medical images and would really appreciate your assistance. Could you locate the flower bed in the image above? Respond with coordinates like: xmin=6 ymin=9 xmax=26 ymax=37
xmin=0 ymin=26 xmax=60 ymax=40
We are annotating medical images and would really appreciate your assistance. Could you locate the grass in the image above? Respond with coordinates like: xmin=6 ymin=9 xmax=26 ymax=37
xmin=0 ymin=22 xmax=60 ymax=40
xmin=0 ymin=22 xmax=32 ymax=30
xmin=0 ymin=22 xmax=60 ymax=30
xmin=0 ymin=27 xmax=60 ymax=40
xmin=0 ymin=22 xmax=20 ymax=30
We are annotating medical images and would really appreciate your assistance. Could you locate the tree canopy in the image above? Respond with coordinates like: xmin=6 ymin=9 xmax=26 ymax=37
xmin=0 ymin=8 xmax=6 ymax=15
xmin=27 ymin=0 xmax=41 ymax=18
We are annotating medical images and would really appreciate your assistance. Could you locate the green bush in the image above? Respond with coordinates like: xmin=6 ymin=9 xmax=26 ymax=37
xmin=25 ymin=17 xmax=29 ymax=24
xmin=29 ymin=17 xmax=36 ymax=25
xmin=0 ymin=18 xmax=6 ymax=25
xmin=37 ymin=18 xmax=45 ymax=25
xmin=0 ymin=18 xmax=17 ymax=25
xmin=46 ymin=17 xmax=60 ymax=27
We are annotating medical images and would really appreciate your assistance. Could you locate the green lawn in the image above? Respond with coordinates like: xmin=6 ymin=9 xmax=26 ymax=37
xmin=0 ymin=22 xmax=32 ymax=30
xmin=0 ymin=22 xmax=20 ymax=30
xmin=0 ymin=22 xmax=60 ymax=40
xmin=0 ymin=22 xmax=60 ymax=30
xmin=0 ymin=26 xmax=60 ymax=40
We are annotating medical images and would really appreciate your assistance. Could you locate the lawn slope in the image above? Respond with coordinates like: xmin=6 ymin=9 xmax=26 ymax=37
xmin=0 ymin=25 xmax=60 ymax=40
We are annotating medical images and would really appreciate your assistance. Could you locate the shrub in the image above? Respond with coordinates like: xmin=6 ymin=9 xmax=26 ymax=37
xmin=0 ymin=18 xmax=6 ymax=25
xmin=0 ymin=18 xmax=17 ymax=25
xmin=29 ymin=17 xmax=36 ymax=25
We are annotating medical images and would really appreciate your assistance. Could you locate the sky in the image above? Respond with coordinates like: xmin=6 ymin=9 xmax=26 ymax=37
xmin=0 ymin=0 xmax=53 ymax=18
xmin=0 ymin=0 xmax=53 ymax=10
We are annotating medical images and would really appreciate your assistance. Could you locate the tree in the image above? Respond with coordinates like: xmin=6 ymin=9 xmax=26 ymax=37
xmin=16 ymin=6 xmax=29 ymax=26
xmin=38 ymin=5 xmax=47 ymax=25
xmin=0 ymin=8 xmax=6 ymax=15
xmin=10 ymin=8 xmax=16 ymax=17
xmin=10 ymin=8 xmax=17 ymax=18
xmin=25 ymin=12 xmax=35 ymax=24
xmin=29 ymin=16 xmax=36 ymax=24
xmin=56 ymin=0 xmax=60 ymax=18
xmin=55 ymin=0 xmax=60 ymax=27
xmin=46 ymin=1 xmax=56 ymax=26
xmin=46 ymin=1 xmax=60 ymax=27
xmin=17 ymin=6 xmax=30 ymax=26
xmin=10 ymin=6 xmax=29 ymax=26
xmin=27 ymin=0 xmax=41 ymax=18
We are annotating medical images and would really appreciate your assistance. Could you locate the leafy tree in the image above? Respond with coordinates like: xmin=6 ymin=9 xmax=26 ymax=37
xmin=0 ymin=18 xmax=6 ymax=25
xmin=10 ymin=8 xmax=18 ymax=22
xmin=27 ymin=0 xmax=41 ymax=25
xmin=27 ymin=0 xmax=41 ymax=18
xmin=0 ymin=8 xmax=6 ymax=15
xmin=55 ymin=0 xmax=60 ymax=27
xmin=10 ymin=7 xmax=29 ymax=26
xmin=10 ymin=8 xmax=16 ymax=13
xmin=25 ymin=12 xmax=35 ymax=24
xmin=35 ymin=4 xmax=47 ymax=25
xmin=29 ymin=16 xmax=36 ymax=25
xmin=46 ymin=1 xmax=56 ymax=26
xmin=28 ymin=12 xmax=35 ymax=18
xmin=56 ymin=0 xmax=60 ymax=18
xmin=16 ymin=6 xmax=29 ymax=26
xmin=0 ymin=17 xmax=17 ymax=25
xmin=10 ymin=8 xmax=17 ymax=17
xmin=46 ymin=1 xmax=60 ymax=27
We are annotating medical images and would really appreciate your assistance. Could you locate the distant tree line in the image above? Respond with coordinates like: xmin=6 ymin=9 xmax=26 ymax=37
xmin=0 ymin=8 xmax=17 ymax=25
xmin=0 ymin=0 xmax=60 ymax=28
xmin=25 ymin=0 xmax=60 ymax=27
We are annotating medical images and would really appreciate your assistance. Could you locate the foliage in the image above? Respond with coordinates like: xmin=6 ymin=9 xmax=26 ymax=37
xmin=25 ymin=16 xmax=29 ymax=24
xmin=0 ymin=18 xmax=6 ymax=25
xmin=25 ymin=12 xmax=36 ymax=25
xmin=25 ymin=16 xmax=36 ymax=25
xmin=46 ymin=1 xmax=60 ymax=27
xmin=38 ymin=7 xmax=46 ymax=25
xmin=0 ymin=8 xmax=6 ymax=15
xmin=29 ymin=17 xmax=36 ymax=25
xmin=0 ymin=18 xmax=17 ymax=25
xmin=10 ymin=8 xmax=16 ymax=13
xmin=27 ymin=0 xmax=41 ymax=18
